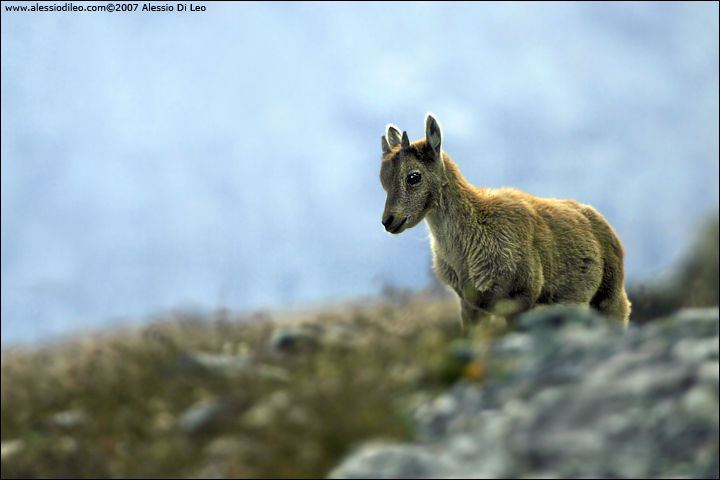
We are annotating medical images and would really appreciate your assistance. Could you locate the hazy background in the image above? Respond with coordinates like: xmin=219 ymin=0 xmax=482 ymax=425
xmin=1 ymin=1 xmax=718 ymax=348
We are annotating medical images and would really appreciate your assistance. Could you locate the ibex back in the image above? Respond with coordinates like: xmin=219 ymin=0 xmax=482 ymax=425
xmin=379 ymin=114 xmax=631 ymax=329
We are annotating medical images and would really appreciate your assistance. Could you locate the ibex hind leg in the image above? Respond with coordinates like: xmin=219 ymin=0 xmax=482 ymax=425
xmin=580 ymin=205 xmax=631 ymax=325
xmin=590 ymin=261 xmax=631 ymax=325
xmin=592 ymin=287 xmax=631 ymax=326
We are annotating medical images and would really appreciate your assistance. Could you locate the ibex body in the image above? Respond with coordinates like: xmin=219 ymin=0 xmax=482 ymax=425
xmin=379 ymin=114 xmax=630 ymax=328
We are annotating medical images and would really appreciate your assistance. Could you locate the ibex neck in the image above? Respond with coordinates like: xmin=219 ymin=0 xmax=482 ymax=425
xmin=425 ymin=156 xmax=478 ymax=241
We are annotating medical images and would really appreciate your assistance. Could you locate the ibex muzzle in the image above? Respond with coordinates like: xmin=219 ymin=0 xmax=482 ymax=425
xmin=381 ymin=215 xmax=406 ymax=234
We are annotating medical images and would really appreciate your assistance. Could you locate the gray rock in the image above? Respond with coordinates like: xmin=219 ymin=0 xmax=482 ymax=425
xmin=670 ymin=308 xmax=720 ymax=338
xmin=51 ymin=409 xmax=88 ymax=429
xmin=328 ymin=444 xmax=437 ymax=479
xmin=672 ymin=337 xmax=719 ymax=364
xmin=682 ymin=386 xmax=719 ymax=423
xmin=178 ymin=396 xmax=245 ymax=436
xmin=697 ymin=361 xmax=719 ymax=387
xmin=179 ymin=398 xmax=224 ymax=436
xmin=331 ymin=308 xmax=720 ymax=479
xmin=492 ymin=333 xmax=534 ymax=357
xmin=269 ymin=326 xmax=320 ymax=354
xmin=176 ymin=352 xmax=250 ymax=376
xmin=516 ymin=305 xmax=607 ymax=333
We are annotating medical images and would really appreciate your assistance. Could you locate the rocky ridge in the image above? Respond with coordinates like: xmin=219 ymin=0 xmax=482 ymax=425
xmin=331 ymin=306 xmax=720 ymax=479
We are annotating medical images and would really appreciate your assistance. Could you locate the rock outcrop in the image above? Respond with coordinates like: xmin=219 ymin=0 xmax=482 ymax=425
xmin=331 ymin=306 xmax=719 ymax=479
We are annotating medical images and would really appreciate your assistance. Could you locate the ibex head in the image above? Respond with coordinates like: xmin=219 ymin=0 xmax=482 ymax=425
xmin=379 ymin=114 xmax=445 ymax=234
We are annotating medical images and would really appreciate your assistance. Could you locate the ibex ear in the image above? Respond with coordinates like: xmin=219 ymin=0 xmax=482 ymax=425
xmin=401 ymin=131 xmax=410 ymax=148
xmin=386 ymin=125 xmax=402 ymax=148
xmin=425 ymin=113 xmax=442 ymax=157
xmin=381 ymin=135 xmax=391 ymax=155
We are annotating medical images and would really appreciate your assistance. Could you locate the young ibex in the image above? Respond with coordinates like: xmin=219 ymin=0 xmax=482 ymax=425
xmin=379 ymin=114 xmax=631 ymax=328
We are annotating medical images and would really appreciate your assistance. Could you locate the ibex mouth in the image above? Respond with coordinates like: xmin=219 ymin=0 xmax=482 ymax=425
xmin=390 ymin=218 xmax=407 ymax=234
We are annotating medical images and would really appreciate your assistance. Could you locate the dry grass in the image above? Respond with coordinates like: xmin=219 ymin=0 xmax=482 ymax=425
xmin=1 ymin=295 xmax=490 ymax=479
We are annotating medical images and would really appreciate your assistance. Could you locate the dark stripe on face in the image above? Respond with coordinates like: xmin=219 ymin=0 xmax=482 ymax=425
xmin=423 ymin=191 xmax=434 ymax=211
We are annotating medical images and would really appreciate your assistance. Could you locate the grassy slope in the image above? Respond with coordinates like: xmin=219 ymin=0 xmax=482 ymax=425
xmin=1 ymin=296 xmax=483 ymax=479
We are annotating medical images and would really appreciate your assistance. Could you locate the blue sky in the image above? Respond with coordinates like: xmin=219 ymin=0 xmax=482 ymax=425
xmin=1 ymin=1 xmax=718 ymax=346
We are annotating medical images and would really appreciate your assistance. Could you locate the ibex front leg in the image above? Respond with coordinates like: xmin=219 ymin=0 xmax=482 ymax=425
xmin=460 ymin=299 xmax=491 ymax=332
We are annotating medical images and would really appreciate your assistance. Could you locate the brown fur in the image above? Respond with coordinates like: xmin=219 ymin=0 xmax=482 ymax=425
xmin=379 ymin=114 xmax=630 ymax=328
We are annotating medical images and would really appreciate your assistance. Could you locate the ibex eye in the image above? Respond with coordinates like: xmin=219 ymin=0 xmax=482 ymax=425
xmin=406 ymin=172 xmax=421 ymax=186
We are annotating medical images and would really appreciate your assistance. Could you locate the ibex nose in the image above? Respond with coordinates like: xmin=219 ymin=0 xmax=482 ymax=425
xmin=382 ymin=215 xmax=395 ymax=231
